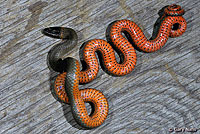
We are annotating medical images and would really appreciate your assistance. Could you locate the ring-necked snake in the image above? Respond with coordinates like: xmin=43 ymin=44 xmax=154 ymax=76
xmin=42 ymin=4 xmax=186 ymax=128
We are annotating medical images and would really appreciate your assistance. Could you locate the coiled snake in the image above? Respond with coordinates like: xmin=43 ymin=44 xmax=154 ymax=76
xmin=42 ymin=4 xmax=186 ymax=128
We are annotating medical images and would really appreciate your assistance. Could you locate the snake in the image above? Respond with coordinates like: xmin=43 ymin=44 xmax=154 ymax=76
xmin=42 ymin=4 xmax=186 ymax=129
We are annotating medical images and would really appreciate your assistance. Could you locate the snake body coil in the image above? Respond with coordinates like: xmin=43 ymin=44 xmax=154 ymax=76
xmin=42 ymin=4 xmax=186 ymax=128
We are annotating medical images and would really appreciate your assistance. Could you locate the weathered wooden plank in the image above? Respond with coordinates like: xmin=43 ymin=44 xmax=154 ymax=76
xmin=0 ymin=0 xmax=200 ymax=134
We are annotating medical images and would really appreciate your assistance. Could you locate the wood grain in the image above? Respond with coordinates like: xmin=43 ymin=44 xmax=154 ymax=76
xmin=0 ymin=0 xmax=200 ymax=133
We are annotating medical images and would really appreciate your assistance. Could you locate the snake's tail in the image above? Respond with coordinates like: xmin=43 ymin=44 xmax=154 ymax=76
xmin=164 ymin=4 xmax=187 ymax=38
xmin=169 ymin=17 xmax=187 ymax=38
xmin=108 ymin=5 xmax=186 ymax=53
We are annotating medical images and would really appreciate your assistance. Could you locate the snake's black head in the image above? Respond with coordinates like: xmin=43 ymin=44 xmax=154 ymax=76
xmin=42 ymin=27 xmax=78 ymax=40
xmin=42 ymin=27 xmax=62 ymax=39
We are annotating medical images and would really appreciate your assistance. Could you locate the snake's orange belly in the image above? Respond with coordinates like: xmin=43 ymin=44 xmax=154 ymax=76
xmin=51 ymin=4 xmax=187 ymax=128
xmin=79 ymin=17 xmax=186 ymax=84
xmin=55 ymin=71 xmax=109 ymax=128
xmin=79 ymin=39 xmax=137 ymax=83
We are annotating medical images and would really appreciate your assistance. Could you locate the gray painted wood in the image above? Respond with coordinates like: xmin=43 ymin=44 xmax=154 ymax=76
xmin=0 ymin=0 xmax=200 ymax=134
